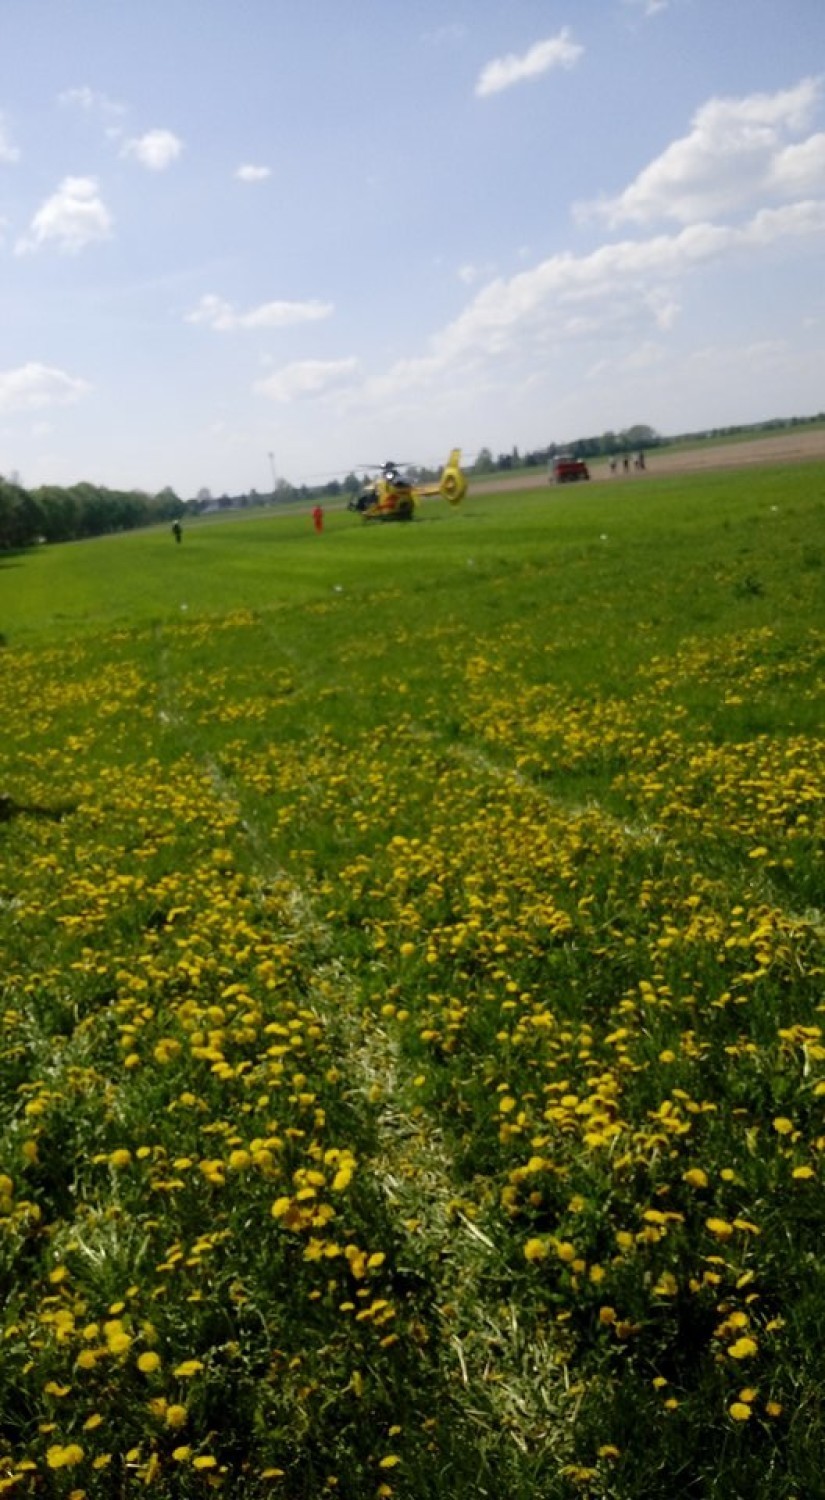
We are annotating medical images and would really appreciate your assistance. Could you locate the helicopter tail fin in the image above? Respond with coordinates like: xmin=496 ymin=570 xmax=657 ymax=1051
xmin=438 ymin=449 xmax=467 ymax=507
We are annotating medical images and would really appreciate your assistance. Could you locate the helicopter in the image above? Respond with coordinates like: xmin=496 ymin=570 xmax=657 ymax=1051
xmin=347 ymin=449 xmax=467 ymax=521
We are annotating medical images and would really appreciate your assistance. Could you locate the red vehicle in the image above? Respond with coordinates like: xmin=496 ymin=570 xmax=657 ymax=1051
xmin=550 ymin=454 xmax=590 ymax=483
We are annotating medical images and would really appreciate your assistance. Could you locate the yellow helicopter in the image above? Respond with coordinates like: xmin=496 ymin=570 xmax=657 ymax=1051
xmin=347 ymin=449 xmax=467 ymax=521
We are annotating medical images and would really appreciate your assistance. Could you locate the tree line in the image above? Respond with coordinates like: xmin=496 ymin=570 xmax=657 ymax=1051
xmin=473 ymin=424 xmax=661 ymax=474
xmin=3 ymin=412 xmax=823 ymax=547
xmin=0 ymin=480 xmax=184 ymax=550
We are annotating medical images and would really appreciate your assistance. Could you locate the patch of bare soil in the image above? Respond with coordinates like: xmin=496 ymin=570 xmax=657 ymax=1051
xmin=626 ymin=427 xmax=825 ymax=478
xmin=473 ymin=428 xmax=825 ymax=493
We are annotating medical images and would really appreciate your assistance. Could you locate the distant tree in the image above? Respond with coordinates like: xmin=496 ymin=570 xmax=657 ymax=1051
xmin=473 ymin=448 xmax=495 ymax=474
xmin=154 ymin=486 xmax=183 ymax=519
xmin=621 ymin=424 xmax=659 ymax=451
xmin=0 ymin=481 xmax=44 ymax=547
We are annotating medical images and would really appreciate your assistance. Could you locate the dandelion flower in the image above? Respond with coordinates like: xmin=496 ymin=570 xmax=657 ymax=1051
xmin=706 ymin=1217 xmax=734 ymax=1241
xmin=46 ymin=1444 xmax=84 ymax=1469
xmin=727 ymin=1337 xmax=758 ymax=1360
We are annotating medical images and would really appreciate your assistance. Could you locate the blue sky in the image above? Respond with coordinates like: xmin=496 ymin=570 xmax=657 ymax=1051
xmin=2 ymin=0 xmax=825 ymax=497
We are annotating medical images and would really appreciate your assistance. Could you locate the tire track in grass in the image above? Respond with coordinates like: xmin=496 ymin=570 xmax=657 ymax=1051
xmin=186 ymin=730 xmax=576 ymax=1472
xmin=144 ymin=621 xmax=576 ymax=1476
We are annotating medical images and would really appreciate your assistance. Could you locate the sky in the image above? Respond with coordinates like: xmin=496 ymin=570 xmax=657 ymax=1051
xmin=2 ymin=0 xmax=825 ymax=498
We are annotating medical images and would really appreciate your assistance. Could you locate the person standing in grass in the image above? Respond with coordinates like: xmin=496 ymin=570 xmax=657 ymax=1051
xmin=172 ymin=520 xmax=182 ymax=543
xmin=312 ymin=504 xmax=324 ymax=534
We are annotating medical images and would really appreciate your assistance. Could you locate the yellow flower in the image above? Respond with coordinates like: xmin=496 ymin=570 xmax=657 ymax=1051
xmin=683 ymin=1168 xmax=708 ymax=1188
xmin=109 ymin=1149 xmax=132 ymax=1169
xmin=46 ymin=1444 xmax=84 ymax=1469
xmin=192 ymin=1456 xmax=217 ymax=1470
xmin=729 ymin=1402 xmax=751 ymax=1422
xmin=727 ymin=1337 xmax=758 ymax=1360
xmin=137 ymin=1352 xmax=161 ymax=1374
xmin=772 ymin=1117 xmax=794 ymax=1135
xmin=706 ymin=1217 xmax=734 ymax=1240
xmin=165 ymin=1405 xmax=188 ymax=1429
xmin=378 ymin=1455 xmax=401 ymax=1469
xmin=173 ymin=1359 xmax=204 ymax=1378
xmin=523 ymin=1237 xmax=548 ymax=1262
xmin=103 ymin=1320 xmax=132 ymax=1356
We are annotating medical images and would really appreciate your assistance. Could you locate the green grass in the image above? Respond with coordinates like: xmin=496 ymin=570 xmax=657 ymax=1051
xmin=1 ymin=464 xmax=824 ymax=1498
xmin=5 ymin=463 xmax=823 ymax=646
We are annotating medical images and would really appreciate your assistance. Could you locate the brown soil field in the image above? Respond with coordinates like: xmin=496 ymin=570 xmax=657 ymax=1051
xmin=472 ymin=426 xmax=825 ymax=493
xmin=620 ymin=426 xmax=825 ymax=478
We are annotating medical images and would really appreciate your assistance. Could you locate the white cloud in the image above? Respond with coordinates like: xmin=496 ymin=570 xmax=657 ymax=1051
xmin=476 ymin=29 xmax=583 ymax=98
xmin=624 ymin=0 xmax=670 ymax=15
xmin=186 ymin=293 xmax=333 ymax=331
xmin=458 ymin=261 xmax=497 ymax=286
xmin=581 ymin=77 xmax=824 ymax=225
xmin=15 ymin=176 xmax=112 ymax=255
xmin=121 ymin=129 xmax=183 ymax=170
xmin=254 ymin=358 xmax=359 ymax=402
xmin=58 ymin=85 xmax=126 ymax=118
xmin=236 ymin=163 xmax=271 ymax=182
xmin=0 ymin=362 xmax=91 ymax=413
xmin=769 ymin=131 xmax=825 ymax=194
xmin=0 ymin=114 xmax=20 ymax=163
xmin=367 ymin=200 xmax=825 ymax=399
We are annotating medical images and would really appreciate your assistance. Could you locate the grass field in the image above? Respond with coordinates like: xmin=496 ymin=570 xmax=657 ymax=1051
xmin=1 ymin=465 xmax=824 ymax=1497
